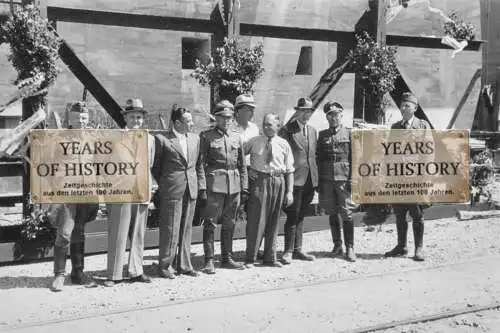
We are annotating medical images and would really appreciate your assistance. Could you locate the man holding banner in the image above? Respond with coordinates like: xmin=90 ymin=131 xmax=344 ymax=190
xmin=384 ymin=92 xmax=430 ymax=262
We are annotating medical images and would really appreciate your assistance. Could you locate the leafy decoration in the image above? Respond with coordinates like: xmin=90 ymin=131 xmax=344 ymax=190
xmin=191 ymin=37 xmax=265 ymax=102
xmin=443 ymin=11 xmax=476 ymax=42
xmin=470 ymin=149 xmax=496 ymax=206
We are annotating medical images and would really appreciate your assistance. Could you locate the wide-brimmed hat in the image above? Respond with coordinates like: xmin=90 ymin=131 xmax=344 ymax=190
xmin=212 ymin=100 xmax=234 ymax=117
xmin=401 ymin=92 xmax=418 ymax=105
xmin=69 ymin=101 xmax=88 ymax=113
xmin=294 ymin=97 xmax=314 ymax=111
xmin=122 ymin=98 xmax=147 ymax=115
xmin=234 ymin=94 xmax=255 ymax=109
xmin=323 ymin=101 xmax=343 ymax=116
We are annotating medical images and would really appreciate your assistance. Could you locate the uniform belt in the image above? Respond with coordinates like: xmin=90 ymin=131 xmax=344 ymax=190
xmin=250 ymin=169 xmax=285 ymax=177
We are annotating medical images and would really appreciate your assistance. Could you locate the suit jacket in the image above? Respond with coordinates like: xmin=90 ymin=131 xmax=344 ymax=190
xmin=155 ymin=131 xmax=206 ymax=200
xmin=279 ymin=120 xmax=319 ymax=187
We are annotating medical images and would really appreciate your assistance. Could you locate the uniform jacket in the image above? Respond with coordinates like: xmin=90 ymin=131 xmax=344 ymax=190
xmin=316 ymin=126 xmax=351 ymax=182
xmin=199 ymin=127 xmax=248 ymax=195
xmin=155 ymin=131 xmax=206 ymax=200
xmin=279 ymin=120 xmax=319 ymax=187
xmin=391 ymin=117 xmax=430 ymax=130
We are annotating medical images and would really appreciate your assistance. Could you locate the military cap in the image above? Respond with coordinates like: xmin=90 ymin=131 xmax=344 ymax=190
xmin=213 ymin=100 xmax=234 ymax=117
xmin=323 ymin=101 xmax=344 ymax=116
xmin=234 ymin=94 xmax=256 ymax=109
xmin=69 ymin=101 xmax=88 ymax=113
xmin=401 ymin=92 xmax=418 ymax=105
xmin=122 ymin=98 xmax=147 ymax=115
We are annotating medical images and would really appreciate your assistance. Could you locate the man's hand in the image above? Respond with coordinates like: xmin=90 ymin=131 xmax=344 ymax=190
xmin=198 ymin=189 xmax=207 ymax=208
xmin=284 ymin=191 xmax=294 ymax=207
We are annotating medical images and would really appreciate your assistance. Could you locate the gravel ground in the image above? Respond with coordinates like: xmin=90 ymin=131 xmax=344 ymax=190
xmin=381 ymin=308 xmax=500 ymax=333
xmin=0 ymin=216 xmax=499 ymax=328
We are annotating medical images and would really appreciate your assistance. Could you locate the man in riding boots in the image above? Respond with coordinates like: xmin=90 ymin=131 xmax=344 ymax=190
xmin=199 ymin=100 xmax=248 ymax=274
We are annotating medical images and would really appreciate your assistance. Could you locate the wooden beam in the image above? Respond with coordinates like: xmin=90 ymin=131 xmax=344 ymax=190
xmin=387 ymin=35 xmax=483 ymax=51
xmin=447 ymin=69 xmax=482 ymax=129
xmin=210 ymin=2 xmax=227 ymax=111
xmin=46 ymin=6 xmax=222 ymax=34
xmin=58 ymin=40 xmax=126 ymax=128
xmin=223 ymin=0 xmax=239 ymax=37
xmin=309 ymin=58 xmax=351 ymax=109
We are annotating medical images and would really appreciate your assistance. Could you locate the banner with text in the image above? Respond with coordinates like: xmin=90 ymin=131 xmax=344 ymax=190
xmin=351 ymin=129 xmax=470 ymax=204
xmin=29 ymin=129 xmax=150 ymax=204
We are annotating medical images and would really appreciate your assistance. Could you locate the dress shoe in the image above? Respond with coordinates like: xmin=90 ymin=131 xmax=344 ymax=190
xmin=345 ymin=247 xmax=357 ymax=262
xmin=103 ymin=279 xmax=123 ymax=287
xmin=178 ymin=270 xmax=199 ymax=277
xmin=130 ymin=274 xmax=152 ymax=283
xmin=262 ymin=261 xmax=283 ymax=268
xmin=384 ymin=245 xmax=408 ymax=258
xmin=331 ymin=244 xmax=344 ymax=258
xmin=292 ymin=251 xmax=315 ymax=261
xmin=244 ymin=263 xmax=255 ymax=269
xmin=51 ymin=275 xmax=65 ymax=292
xmin=158 ymin=267 xmax=176 ymax=279
xmin=202 ymin=259 xmax=216 ymax=275
xmin=281 ymin=252 xmax=293 ymax=265
xmin=413 ymin=247 xmax=425 ymax=262
xmin=221 ymin=258 xmax=245 ymax=270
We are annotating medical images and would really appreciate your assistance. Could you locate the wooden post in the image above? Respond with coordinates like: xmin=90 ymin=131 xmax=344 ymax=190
xmin=353 ymin=0 xmax=387 ymax=125
xmin=210 ymin=3 xmax=226 ymax=110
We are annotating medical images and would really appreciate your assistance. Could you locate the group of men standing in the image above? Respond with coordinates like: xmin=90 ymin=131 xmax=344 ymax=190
xmin=49 ymin=91 xmax=429 ymax=292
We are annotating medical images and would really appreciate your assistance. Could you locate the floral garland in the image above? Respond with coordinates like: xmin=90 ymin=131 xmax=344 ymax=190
xmin=348 ymin=32 xmax=398 ymax=100
xmin=443 ymin=10 xmax=475 ymax=42
xmin=470 ymin=149 xmax=496 ymax=206
xmin=191 ymin=37 xmax=265 ymax=102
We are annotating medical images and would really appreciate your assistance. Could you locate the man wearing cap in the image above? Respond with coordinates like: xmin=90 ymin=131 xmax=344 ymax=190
xmin=385 ymin=92 xmax=430 ymax=262
xmin=317 ymin=101 xmax=356 ymax=262
xmin=50 ymin=102 xmax=99 ymax=291
xmin=155 ymin=105 xmax=206 ymax=279
xmin=199 ymin=99 xmax=248 ymax=274
xmin=104 ymin=99 xmax=156 ymax=286
xmin=278 ymin=97 xmax=318 ymax=264
xmin=244 ymin=113 xmax=295 ymax=268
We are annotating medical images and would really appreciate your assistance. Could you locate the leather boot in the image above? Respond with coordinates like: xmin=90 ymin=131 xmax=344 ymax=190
xmin=202 ymin=224 xmax=216 ymax=274
xmin=329 ymin=215 xmax=343 ymax=257
xmin=220 ymin=226 xmax=244 ymax=270
xmin=51 ymin=246 xmax=67 ymax=292
xmin=343 ymin=219 xmax=356 ymax=262
xmin=385 ymin=220 xmax=408 ymax=257
xmin=70 ymin=242 xmax=86 ymax=284
xmin=413 ymin=221 xmax=425 ymax=261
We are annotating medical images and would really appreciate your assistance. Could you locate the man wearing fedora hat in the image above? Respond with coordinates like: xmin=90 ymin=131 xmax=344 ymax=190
xmin=278 ymin=97 xmax=319 ymax=264
xmin=199 ymin=99 xmax=248 ymax=274
xmin=50 ymin=101 xmax=99 ymax=291
xmin=317 ymin=101 xmax=357 ymax=262
xmin=104 ymin=98 xmax=156 ymax=286
xmin=385 ymin=92 xmax=430 ymax=262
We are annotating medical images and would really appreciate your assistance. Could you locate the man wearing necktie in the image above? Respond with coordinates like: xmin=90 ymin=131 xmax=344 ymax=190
xmin=317 ymin=102 xmax=357 ymax=262
xmin=104 ymin=98 xmax=156 ymax=286
xmin=244 ymin=113 xmax=295 ymax=267
xmin=155 ymin=106 xmax=206 ymax=278
xmin=385 ymin=92 xmax=430 ymax=262
xmin=278 ymin=97 xmax=319 ymax=265
xmin=199 ymin=100 xmax=248 ymax=274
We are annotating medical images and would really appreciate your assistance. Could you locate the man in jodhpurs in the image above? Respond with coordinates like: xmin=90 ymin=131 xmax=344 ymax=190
xmin=316 ymin=102 xmax=356 ymax=262
xmin=50 ymin=102 xmax=99 ymax=292
xmin=199 ymin=100 xmax=248 ymax=274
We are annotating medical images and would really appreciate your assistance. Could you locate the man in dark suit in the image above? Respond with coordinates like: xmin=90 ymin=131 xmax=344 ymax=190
xmin=279 ymin=97 xmax=318 ymax=264
xmin=156 ymin=106 xmax=206 ymax=278
xmin=385 ymin=92 xmax=430 ymax=262
xmin=199 ymin=100 xmax=248 ymax=274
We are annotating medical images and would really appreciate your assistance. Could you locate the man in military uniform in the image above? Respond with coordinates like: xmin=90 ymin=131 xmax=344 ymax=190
xmin=317 ymin=101 xmax=356 ymax=262
xmin=199 ymin=100 xmax=248 ymax=274
xmin=50 ymin=102 xmax=99 ymax=292
xmin=385 ymin=92 xmax=430 ymax=262
xmin=279 ymin=97 xmax=318 ymax=264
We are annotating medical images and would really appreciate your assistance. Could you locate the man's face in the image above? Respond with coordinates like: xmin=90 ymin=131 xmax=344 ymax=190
xmin=296 ymin=109 xmax=314 ymax=124
xmin=175 ymin=112 xmax=194 ymax=134
xmin=327 ymin=111 xmax=342 ymax=128
xmin=400 ymin=101 xmax=417 ymax=121
xmin=235 ymin=105 xmax=254 ymax=125
xmin=215 ymin=114 xmax=233 ymax=132
xmin=124 ymin=111 xmax=145 ymax=129
xmin=68 ymin=112 xmax=89 ymax=129
xmin=262 ymin=114 xmax=280 ymax=137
